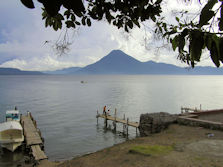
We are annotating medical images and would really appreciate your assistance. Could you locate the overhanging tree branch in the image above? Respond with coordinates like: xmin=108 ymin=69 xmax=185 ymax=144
xmin=20 ymin=0 xmax=223 ymax=67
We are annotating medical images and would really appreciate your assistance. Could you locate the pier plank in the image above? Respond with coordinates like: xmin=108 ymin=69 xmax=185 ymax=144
xmin=21 ymin=115 xmax=42 ymax=146
xmin=31 ymin=145 xmax=47 ymax=160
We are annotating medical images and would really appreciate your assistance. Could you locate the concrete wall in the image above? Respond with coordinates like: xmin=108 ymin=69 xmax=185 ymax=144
xmin=177 ymin=116 xmax=223 ymax=131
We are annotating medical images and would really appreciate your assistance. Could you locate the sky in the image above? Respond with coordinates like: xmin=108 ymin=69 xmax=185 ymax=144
xmin=0 ymin=0 xmax=215 ymax=71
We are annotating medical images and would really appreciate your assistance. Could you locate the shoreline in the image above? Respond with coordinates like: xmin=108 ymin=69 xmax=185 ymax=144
xmin=36 ymin=124 xmax=223 ymax=167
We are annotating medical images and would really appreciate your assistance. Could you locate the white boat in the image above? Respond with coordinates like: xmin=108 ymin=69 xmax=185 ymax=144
xmin=0 ymin=109 xmax=24 ymax=152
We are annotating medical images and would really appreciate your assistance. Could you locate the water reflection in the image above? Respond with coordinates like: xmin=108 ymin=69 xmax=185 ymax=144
xmin=0 ymin=147 xmax=26 ymax=167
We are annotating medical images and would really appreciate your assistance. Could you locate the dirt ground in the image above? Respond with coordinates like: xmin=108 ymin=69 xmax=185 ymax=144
xmin=38 ymin=124 xmax=223 ymax=167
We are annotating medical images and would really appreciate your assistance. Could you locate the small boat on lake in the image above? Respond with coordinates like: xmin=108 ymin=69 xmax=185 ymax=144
xmin=0 ymin=109 xmax=24 ymax=152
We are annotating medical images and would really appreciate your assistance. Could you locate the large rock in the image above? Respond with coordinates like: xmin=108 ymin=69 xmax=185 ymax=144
xmin=139 ymin=112 xmax=177 ymax=136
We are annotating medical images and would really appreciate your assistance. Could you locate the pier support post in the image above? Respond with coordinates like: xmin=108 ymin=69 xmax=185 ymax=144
xmin=113 ymin=109 xmax=117 ymax=131
xmin=104 ymin=113 xmax=108 ymax=128
xmin=97 ymin=110 xmax=99 ymax=125
xmin=123 ymin=114 xmax=125 ymax=133
xmin=126 ymin=118 xmax=129 ymax=137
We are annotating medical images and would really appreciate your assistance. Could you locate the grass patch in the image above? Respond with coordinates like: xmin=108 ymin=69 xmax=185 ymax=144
xmin=194 ymin=156 xmax=206 ymax=162
xmin=165 ymin=128 xmax=176 ymax=134
xmin=129 ymin=145 xmax=173 ymax=156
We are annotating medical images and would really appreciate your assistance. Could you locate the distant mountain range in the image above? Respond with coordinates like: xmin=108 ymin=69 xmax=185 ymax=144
xmin=0 ymin=68 xmax=43 ymax=75
xmin=44 ymin=50 xmax=223 ymax=75
xmin=1 ymin=50 xmax=223 ymax=75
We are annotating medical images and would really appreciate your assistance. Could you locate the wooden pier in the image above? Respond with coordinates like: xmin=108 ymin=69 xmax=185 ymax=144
xmin=21 ymin=112 xmax=47 ymax=161
xmin=96 ymin=109 xmax=139 ymax=136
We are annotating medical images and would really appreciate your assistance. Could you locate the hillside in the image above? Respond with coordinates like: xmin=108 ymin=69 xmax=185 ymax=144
xmin=44 ymin=67 xmax=81 ymax=74
xmin=0 ymin=68 xmax=43 ymax=75
xmin=77 ymin=50 xmax=143 ymax=74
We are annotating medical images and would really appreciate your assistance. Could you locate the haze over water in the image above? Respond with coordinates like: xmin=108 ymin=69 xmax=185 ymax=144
xmin=0 ymin=75 xmax=223 ymax=166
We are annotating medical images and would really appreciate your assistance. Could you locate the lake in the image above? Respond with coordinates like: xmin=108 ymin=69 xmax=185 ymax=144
xmin=0 ymin=75 xmax=223 ymax=166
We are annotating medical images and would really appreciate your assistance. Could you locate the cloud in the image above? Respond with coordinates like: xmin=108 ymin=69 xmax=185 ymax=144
xmin=0 ymin=55 xmax=76 ymax=71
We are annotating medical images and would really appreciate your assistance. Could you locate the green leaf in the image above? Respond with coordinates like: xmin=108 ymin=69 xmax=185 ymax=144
xmin=202 ymin=0 xmax=217 ymax=12
xmin=151 ymin=16 xmax=156 ymax=22
xmin=105 ymin=12 xmax=112 ymax=23
xmin=64 ymin=10 xmax=70 ymax=16
xmin=92 ymin=6 xmax=97 ymax=14
xmin=20 ymin=0 xmax=35 ymax=9
xmin=219 ymin=38 xmax=223 ymax=63
xmin=74 ymin=11 xmax=83 ymax=17
xmin=155 ymin=0 xmax=162 ymax=5
xmin=181 ymin=28 xmax=188 ymax=37
xmin=204 ymin=33 xmax=212 ymax=50
xmin=127 ymin=21 xmax=133 ymax=29
xmin=57 ymin=14 xmax=64 ymax=21
xmin=175 ymin=17 xmax=179 ymax=22
xmin=71 ymin=14 xmax=76 ymax=22
xmin=117 ymin=20 xmax=123 ymax=29
xmin=155 ymin=28 xmax=158 ymax=33
xmin=162 ymin=23 xmax=167 ymax=31
xmin=65 ymin=20 xmax=75 ymax=28
xmin=178 ymin=34 xmax=185 ymax=53
xmin=81 ymin=17 xmax=86 ymax=25
xmin=58 ymin=21 xmax=62 ymax=29
xmin=64 ymin=10 xmax=71 ymax=19
xmin=75 ymin=21 xmax=81 ymax=25
xmin=191 ymin=61 xmax=195 ymax=68
xmin=212 ymin=35 xmax=221 ymax=56
xmin=124 ymin=24 xmax=129 ymax=32
xmin=42 ymin=10 xmax=48 ymax=20
xmin=113 ymin=20 xmax=117 ymax=26
xmin=210 ymin=41 xmax=220 ymax=67
xmin=199 ymin=10 xmax=215 ymax=27
xmin=159 ymin=27 xmax=163 ymax=33
xmin=53 ymin=21 xmax=58 ymax=31
xmin=133 ymin=20 xmax=140 ymax=28
xmin=45 ymin=17 xmax=51 ymax=27
xmin=218 ymin=18 xmax=223 ymax=31
xmin=87 ymin=18 xmax=91 ymax=26
xmin=171 ymin=35 xmax=179 ymax=51
xmin=207 ymin=35 xmax=221 ymax=67
xmin=199 ymin=0 xmax=217 ymax=27
xmin=45 ymin=19 xmax=49 ymax=27
xmin=189 ymin=30 xmax=204 ymax=62
xmin=221 ymin=3 xmax=223 ymax=18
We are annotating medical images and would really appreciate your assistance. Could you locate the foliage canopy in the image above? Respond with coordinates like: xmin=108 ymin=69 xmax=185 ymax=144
xmin=20 ymin=0 xmax=223 ymax=67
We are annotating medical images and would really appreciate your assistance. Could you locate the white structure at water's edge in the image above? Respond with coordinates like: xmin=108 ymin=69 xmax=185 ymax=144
xmin=0 ymin=110 xmax=24 ymax=152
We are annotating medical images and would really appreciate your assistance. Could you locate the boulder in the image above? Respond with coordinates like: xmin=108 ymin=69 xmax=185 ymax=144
xmin=139 ymin=112 xmax=177 ymax=136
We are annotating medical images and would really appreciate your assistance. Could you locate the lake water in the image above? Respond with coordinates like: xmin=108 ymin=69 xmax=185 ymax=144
xmin=1 ymin=75 xmax=223 ymax=166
